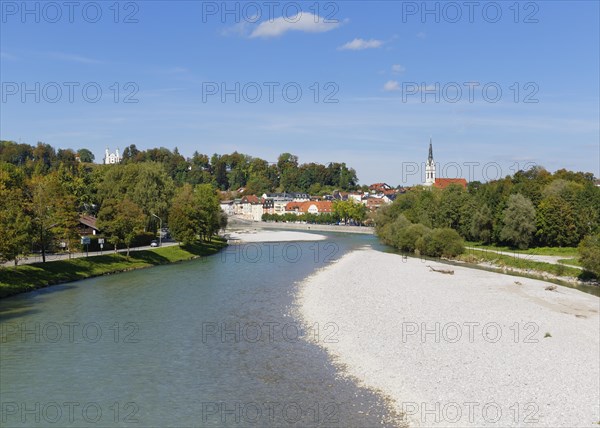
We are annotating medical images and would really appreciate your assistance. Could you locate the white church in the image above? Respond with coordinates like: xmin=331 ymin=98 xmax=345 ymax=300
xmin=103 ymin=147 xmax=121 ymax=164
xmin=422 ymin=139 xmax=467 ymax=190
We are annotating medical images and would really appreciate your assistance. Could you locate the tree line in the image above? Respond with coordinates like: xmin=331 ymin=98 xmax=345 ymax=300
xmin=376 ymin=166 xmax=600 ymax=275
xmin=0 ymin=140 xmax=361 ymax=265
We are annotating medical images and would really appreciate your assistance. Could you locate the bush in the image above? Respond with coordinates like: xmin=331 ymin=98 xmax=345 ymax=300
xmin=420 ymin=227 xmax=465 ymax=258
xmin=578 ymin=233 xmax=600 ymax=277
xmin=396 ymin=223 xmax=430 ymax=252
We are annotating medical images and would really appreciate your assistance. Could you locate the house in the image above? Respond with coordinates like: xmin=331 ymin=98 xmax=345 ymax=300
xmin=433 ymin=178 xmax=468 ymax=190
xmin=220 ymin=200 xmax=234 ymax=216
xmin=369 ymin=183 xmax=392 ymax=193
xmin=284 ymin=201 xmax=333 ymax=215
xmin=78 ymin=215 xmax=100 ymax=235
xmin=366 ymin=198 xmax=385 ymax=211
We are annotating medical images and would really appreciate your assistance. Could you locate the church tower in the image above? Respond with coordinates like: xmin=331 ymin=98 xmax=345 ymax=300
xmin=424 ymin=138 xmax=436 ymax=186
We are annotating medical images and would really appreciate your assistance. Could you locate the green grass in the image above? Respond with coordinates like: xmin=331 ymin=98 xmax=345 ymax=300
xmin=465 ymin=242 xmax=579 ymax=257
xmin=459 ymin=249 xmax=582 ymax=278
xmin=0 ymin=238 xmax=227 ymax=299
xmin=558 ymin=257 xmax=582 ymax=267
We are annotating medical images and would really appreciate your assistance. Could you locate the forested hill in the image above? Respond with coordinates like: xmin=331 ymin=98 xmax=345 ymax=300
xmin=0 ymin=141 xmax=359 ymax=194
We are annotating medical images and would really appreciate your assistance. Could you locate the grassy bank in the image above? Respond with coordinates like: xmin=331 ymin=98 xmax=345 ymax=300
xmin=459 ymin=249 xmax=583 ymax=278
xmin=0 ymin=238 xmax=227 ymax=299
xmin=465 ymin=242 xmax=579 ymax=257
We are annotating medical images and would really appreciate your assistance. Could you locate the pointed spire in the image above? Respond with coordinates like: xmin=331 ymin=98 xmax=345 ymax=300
xmin=428 ymin=137 xmax=433 ymax=162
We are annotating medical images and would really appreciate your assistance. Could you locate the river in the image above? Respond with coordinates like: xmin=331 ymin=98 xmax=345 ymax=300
xmin=0 ymin=232 xmax=403 ymax=427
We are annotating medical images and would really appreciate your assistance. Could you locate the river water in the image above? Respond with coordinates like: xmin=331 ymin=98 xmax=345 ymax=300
xmin=0 ymin=233 xmax=404 ymax=427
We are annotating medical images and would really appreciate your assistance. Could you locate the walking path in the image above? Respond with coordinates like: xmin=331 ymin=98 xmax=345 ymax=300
xmin=3 ymin=242 xmax=179 ymax=267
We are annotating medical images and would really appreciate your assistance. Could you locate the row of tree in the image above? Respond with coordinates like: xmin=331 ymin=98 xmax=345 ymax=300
xmin=375 ymin=166 xmax=600 ymax=275
xmin=0 ymin=147 xmax=227 ymax=264
xmin=378 ymin=167 xmax=600 ymax=248
xmin=0 ymin=141 xmax=359 ymax=193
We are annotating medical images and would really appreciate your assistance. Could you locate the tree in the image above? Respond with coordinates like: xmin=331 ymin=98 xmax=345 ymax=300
xmin=77 ymin=148 xmax=95 ymax=163
xmin=195 ymin=184 xmax=221 ymax=240
xmin=97 ymin=198 xmax=145 ymax=257
xmin=470 ymin=204 xmax=493 ymax=244
xmin=500 ymin=194 xmax=536 ymax=249
xmin=536 ymin=195 xmax=579 ymax=247
xmin=578 ymin=233 xmax=600 ymax=276
xmin=0 ymin=186 xmax=32 ymax=266
xmin=169 ymin=184 xmax=201 ymax=245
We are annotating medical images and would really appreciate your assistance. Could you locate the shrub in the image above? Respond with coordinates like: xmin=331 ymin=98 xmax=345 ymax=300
xmin=421 ymin=227 xmax=465 ymax=258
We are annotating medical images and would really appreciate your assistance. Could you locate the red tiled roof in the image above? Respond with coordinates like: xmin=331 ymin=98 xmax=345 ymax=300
xmin=242 ymin=195 xmax=260 ymax=204
xmin=434 ymin=178 xmax=467 ymax=189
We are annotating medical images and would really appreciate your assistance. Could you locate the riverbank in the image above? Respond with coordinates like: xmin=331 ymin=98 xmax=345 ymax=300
xmin=298 ymin=248 xmax=600 ymax=427
xmin=227 ymin=230 xmax=327 ymax=243
xmin=228 ymin=216 xmax=375 ymax=235
xmin=0 ymin=238 xmax=227 ymax=299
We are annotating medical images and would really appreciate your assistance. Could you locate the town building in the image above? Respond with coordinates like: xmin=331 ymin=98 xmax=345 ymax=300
xmin=104 ymin=147 xmax=121 ymax=164
xmin=422 ymin=139 xmax=467 ymax=190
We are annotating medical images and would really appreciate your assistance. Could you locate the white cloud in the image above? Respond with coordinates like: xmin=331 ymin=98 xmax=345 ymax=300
xmin=338 ymin=38 xmax=383 ymax=51
xmin=383 ymin=80 xmax=400 ymax=92
xmin=249 ymin=12 xmax=341 ymax=38
xmin=391 ymin=64 xmax=406 ymax=74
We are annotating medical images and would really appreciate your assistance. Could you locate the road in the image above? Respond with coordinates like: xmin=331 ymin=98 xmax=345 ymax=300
xmin=4 ymin=241 xmax=180 ymax=267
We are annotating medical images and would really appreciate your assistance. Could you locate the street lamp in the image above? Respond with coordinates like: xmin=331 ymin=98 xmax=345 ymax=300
xmin=151 ymin=213 xmax=162 ymax=247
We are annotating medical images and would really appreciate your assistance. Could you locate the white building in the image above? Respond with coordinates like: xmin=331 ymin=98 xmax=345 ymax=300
xmin=424 ymin=138 xmax=436 ymax=186
xmin=104 ymin=147 xmax=121 ymax=164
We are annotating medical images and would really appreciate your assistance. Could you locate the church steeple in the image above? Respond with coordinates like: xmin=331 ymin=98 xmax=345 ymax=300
xmin=428 ymin=138 xmax=433 ymax=162
xmin=424 ymin=138 xmax=436 ymax=186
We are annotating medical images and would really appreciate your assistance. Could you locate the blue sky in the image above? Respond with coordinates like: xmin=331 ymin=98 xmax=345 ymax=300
xmin=1 ymin=0 xmax=598 ymax=185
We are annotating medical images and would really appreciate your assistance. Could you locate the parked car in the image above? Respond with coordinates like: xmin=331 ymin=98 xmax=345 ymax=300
xmin=150 ymin=240 xmax=159 ymax=247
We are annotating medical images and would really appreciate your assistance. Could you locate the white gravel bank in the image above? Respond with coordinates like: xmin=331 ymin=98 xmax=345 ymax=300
xmin=297 ymin=248 xmax=600 ymax=427
xmin=227 ymin=230 xmax=326 ymax=243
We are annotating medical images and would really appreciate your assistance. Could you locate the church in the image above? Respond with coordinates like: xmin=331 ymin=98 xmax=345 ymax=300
xmin=422 ymin=139 xmax=467 ymax=190
xmin=104 ymin=147 xmax=121 ymax=164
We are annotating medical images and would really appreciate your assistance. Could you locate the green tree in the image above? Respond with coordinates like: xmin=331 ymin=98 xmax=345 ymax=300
xmin=169 ymin=184 xmax=201 ymax=245
xmin=470 ymin=204 xmax=494 ymax=244
xmin=500 ymin=194 xmax=536 ymax=249
xmin=536 ymin=195 xmax=579 ymax=246
xmin=578 ymin=233 xmax=600 ymax=276
xmin=0 ymin=186 xmax=32 ymax=266
xmin=97 ymin=198 xmax=145 ymax=257
xmin=76 ymin=148 xmax=95 ymax=163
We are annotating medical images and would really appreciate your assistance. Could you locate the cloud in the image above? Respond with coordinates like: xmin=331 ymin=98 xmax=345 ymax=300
xmin=391 ymin=64 xmax=406 ymax=74
xmin=383 ymin=80 xmax=400 ymax=92
xmin=249 ymin=12 xmax=341 ymax=38
xmin=45 ymin=52 xmax=103 ymax=64
xmin=338 ymin=38 xmax=383 ymax=51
